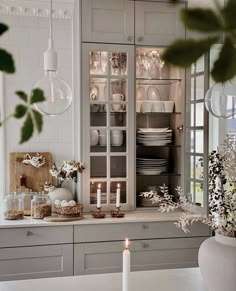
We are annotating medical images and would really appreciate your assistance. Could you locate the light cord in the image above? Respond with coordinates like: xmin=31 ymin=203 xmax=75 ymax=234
xmin=49 ymin=0 xmax=53 ymax=48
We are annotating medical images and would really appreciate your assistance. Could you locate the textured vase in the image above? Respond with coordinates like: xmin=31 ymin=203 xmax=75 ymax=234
xmin=48 ymin=188 xmax=74 ymax=212
xmin=198 ymin=233 xmax=236 ymax=291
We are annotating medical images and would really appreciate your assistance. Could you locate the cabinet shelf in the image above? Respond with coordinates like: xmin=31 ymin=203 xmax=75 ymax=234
xmin=136 ymin=78 xmax=181 ymax=85
xmin=136 ymin=144 xmax=181 ymax=148
xmin=136 ymin=173 xmax=181 ymax=177
xmin=136 ymin=112 xmax=181 ymax=116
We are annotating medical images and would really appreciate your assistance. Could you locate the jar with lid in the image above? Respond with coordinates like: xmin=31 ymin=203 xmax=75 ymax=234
xmin=21 ymin=191 xmax=34 ymax=216
xmin=3 ymin=193 xmax=24 ymax=220
xmin=31 ymin=194 xmax=51 ymax=219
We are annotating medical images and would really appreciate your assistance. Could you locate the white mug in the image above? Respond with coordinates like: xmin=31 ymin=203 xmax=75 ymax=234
xmin=90 ymin=130 xmax=99 ymax=146
xmin=164 ymin=101 xmax=174 ymax=112
xmin=99 ymin=129 xmax=107 ymax=146
xmin=111 ymin=134 xmax=124 ymax=146
xmin=112 ymin=93 xmax=124 ymax=112
xmin=142 ymin=100 xmax=152 ymax=113
xmin=152 ymin=101 xmax=164 ymax=112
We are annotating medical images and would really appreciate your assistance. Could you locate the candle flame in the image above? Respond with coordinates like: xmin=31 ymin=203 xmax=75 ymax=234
xmin=117 ymin=183 xmax=120 ymax=188
xmin=125 ymin=238 xmax=129 ymax=249
xmin=98 ymin=183 xmax=101 ymax=189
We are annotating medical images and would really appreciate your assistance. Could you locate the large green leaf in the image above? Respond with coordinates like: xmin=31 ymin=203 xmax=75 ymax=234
xmin=15 ymin=91 xmax=28 ymax=103
xmin=20 ymin=113 xmax=34 ymax=144
xmin=14 ymin=104 xmax=27 ymax=119
xmin=30 ymin=88 xmax=45 ymax=104
xmin=32 ymin=109 xmax=43 ymax=133
xmin=162 ymin=37 xmax=218 ymax=67
xmin=211 ymin=37 xmax=236 ymax=83
xmin=223 ymin=0 xmax=236 ymax=29
xmin=0 ymin=49 xmax=15 ymax=73
xmin=0 ymin=23 xmax=8 ymax=36
xmin=181 ymin=8 xmax=222 ymax=32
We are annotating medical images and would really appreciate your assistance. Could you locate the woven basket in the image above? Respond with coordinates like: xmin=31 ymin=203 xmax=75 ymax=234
xmin=54 ymin=203 xmax=84 ymax=217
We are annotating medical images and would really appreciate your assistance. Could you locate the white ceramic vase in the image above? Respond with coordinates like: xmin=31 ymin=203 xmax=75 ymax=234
xmin=48 ymin=188 xmax=74 ymax=212
xmin=198 ymin=233 xmax=236 ymax=291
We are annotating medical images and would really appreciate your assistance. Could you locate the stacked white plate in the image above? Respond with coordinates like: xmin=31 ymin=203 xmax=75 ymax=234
xmin=137 ymin=128 xmax=172 ymax=146
xmin=136 ymin=157 xmax=167 ymax=175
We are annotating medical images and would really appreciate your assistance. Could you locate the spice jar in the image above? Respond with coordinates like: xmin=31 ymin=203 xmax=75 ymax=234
xmin=21 ymin=191 xmax=34 ymax=216
xmin=3 ymin=193 xmax=24 ymax=220
xmin=31 ymin=194 xmax=51 ymax=219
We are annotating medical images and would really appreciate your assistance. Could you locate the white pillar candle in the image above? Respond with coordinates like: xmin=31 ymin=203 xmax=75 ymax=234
xmin=123 ymin=238 xmax=130 ymax=291
xmin=97 ymin=183 xmax=101 ymax=208
xmin=116 ymin=183 xmax=120 ymax=208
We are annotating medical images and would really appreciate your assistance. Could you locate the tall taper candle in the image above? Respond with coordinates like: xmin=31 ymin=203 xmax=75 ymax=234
xmin=116 ymin=183 xmax=120 ymax=208
xmin=97 ymin=184 xmax=101 ymax=208
xmin=123 ymin=238 xmax=130 ymax=291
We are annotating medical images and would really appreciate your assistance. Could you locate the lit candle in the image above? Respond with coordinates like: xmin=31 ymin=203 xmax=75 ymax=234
xmin=123 ymin=238 xmax=130 ymax=291
xmin=97 ymin=184 xmax=101 ymax=208
xmin=116 ymin=183 xmax=120 ymax=208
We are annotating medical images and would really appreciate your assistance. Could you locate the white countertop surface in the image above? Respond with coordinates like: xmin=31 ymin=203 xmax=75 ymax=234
xmin=0 ymin=268 xmax=207 ymax=291
xmin=0 ymin=210 xmax=183 ymax=228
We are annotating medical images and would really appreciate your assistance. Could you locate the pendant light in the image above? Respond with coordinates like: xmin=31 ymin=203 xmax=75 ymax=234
xmin=34 ymin=0 xmax=72 ymax=116
xmin=205 ymin=81 xmax=236 ymax=119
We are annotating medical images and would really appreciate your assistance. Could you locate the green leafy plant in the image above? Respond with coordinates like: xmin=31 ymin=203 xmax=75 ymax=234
xmin=0 ymin=23 xmax=45 ymax=143
xmin=164 ymin=0 xmax=236 ymax=83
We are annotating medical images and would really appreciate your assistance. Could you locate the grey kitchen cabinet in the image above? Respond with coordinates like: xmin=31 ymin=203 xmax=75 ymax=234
xmin=135 ymin=1 xmax=186 ymax=45
xmin=0 ymin=244 xmax=73 ymax=281
xmin=81 ymin=0 xmax=134 ymax=44
xmin=0 ymin=226 xmax=74 ymax=281
xmin=74 ymin=237 xmax=207 ymax=275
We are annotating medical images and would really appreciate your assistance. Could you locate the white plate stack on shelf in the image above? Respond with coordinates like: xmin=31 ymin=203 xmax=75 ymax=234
xmin=137 ymin=128 xmax=172 ymax=146
xmin=136 ymin=157 xmax=168 ymax=175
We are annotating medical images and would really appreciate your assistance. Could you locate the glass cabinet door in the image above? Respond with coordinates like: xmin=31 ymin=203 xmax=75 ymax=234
xmin=82 ymin=43 xmax=135 ymax=211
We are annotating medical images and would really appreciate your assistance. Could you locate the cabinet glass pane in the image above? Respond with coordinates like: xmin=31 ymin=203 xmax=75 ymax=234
xmin=90 ymin=129 xmax=107 ymax=152
xmin=90 ymin=78 xmax=107 ymax=101
xmin=90 ymin=156 xmax=107 ymax=178
xmin=196 ymin=75 xmax=204 ymax=100
xmin=110 ymin=130 xmax=126 ymax=152
xmin=195 ymin=156 xmax=203 ymax=180
xmin=191 ymin=104 xmax=194 ymax=126
xmin=90 ymin=182 xmax=107 ymax=205
xmin=110 ymin=79 xmax=127 ymax=102
xmin=110 ymin=52 xmax=127 ymax=76
xmin=190 ymin=156 xmax=194 ymax=178
xmin=90 ymin=107 xmax=107 ymax=126
xmin=90 ymin=51 xmax=108 ymax=75
xmin=191 ymin=78 xmax=195 ymax=101
xmin=110 ymin=181 xmax=127 ymax=204
xmin=110 ymin=111 xmax=126 ymax=127
xmin=195 ymin=130 xmax=204 ymax=153
xmin=111 ymin=156 xmax=126 ymax=178
xmin=195 ymin=183 xmax=204 ymax=207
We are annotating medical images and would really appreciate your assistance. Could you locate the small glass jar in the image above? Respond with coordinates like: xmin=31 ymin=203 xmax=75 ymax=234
xmin=3 ymin=193 xmax=24 ymax=220
xmin=21 ymin=192 xmax=34 ymax=216
xmin=31 ymin=194 xmax=51 ymax=219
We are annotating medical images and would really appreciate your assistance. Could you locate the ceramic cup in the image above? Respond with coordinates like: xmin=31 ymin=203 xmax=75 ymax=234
xmin=90 ymin=130 xmax=99 ymax=146
xmin=112 ymin=93 xmax=124 ymax=112
xmin=152 ymin=101 xmax=165 ymax=112
xmin=111 ymin=130 xmax=124 ymax=146
xmin=136 ymin=101 xmax=143 ymax=113
xmin=142 ymin=100 xmax=152 ymax=113
xmin=164 ymin=101 xmax=175 ymax=112
xmin=98 ymin=129 xmax=107 ymax=146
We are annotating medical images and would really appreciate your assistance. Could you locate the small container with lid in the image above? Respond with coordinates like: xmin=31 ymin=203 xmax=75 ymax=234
xmin=31 ymin=194 xmax=51 ymax=219
xmin=21 ymin=191 xmax=34 ymax=216
xmin=3 ymin=193 xmax=24 ymax=220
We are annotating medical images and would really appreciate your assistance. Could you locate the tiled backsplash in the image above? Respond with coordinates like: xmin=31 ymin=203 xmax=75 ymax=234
xmin=1 ymin=14 xmax=74 ymax=193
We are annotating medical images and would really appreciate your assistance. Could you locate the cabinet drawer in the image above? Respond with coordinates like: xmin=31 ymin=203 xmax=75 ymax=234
xmin=0 ymin=226 xmax=73 ymax=248
xmin=74 ymin=222 xmax=210 ymax=243
xmin=0 ymin=244 xmax=73 ymax=281
xmin=74 ymin=237 xmax=207 ymax=275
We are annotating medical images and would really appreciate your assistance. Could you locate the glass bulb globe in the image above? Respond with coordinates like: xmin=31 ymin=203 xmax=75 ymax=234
xmin=34 ymin=71 xmax=72 ymax=116
xmin=205 ymin=81 xmax=236 ymax=119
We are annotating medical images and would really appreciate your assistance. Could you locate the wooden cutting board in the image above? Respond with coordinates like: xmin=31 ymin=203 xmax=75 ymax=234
xmin=10 ymin=152 xmax=52 ymax=192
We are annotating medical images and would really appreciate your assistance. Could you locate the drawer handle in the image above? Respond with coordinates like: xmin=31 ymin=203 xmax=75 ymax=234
xmin=128 ymin=35 xmax=133 ymax=41
xmin=142 ymin=243 xmax=149 ymax=249
xmin=26 ymin=231 xmax=33 ymax=236
xmin=142 ymin=224 xmax=149 ymax=230
xmin=137 ymin=36 xmax=143 ymax=42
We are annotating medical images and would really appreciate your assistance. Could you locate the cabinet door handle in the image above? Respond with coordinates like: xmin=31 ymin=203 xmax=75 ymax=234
xmin=128 ymin=35 xmax=133 ymax=41
xmin=177 ymin=124 xmax=184 ymax=132
xmin=142 ymin=224 xmax=149 ymax=230
xmin=26 ymin=231 xmax=33 ymax=236
xmin=137 ymin=36 xmax=143 ymax=42
xmin=142 ymin=243 xmax=149 ymax=249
